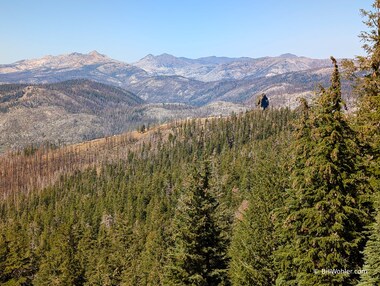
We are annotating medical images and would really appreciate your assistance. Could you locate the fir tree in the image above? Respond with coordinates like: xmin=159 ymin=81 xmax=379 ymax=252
xmin=356 ymin=0 xmax=380 ymax=153
xmin=166 ymin=161 xmax=230 ymax=286
xmin=275 ymin=58 xmax=371 ymax=286
xmin=1 ymin=222 xmax=37 ymax=286
xmin=34 ymin=222 xmax=84 ymax=286
xmin=343 ymin=1 xmax=380 ymax=284
xmin=342 ymin=0 xmax=380 ymax=190
xmin=229 ymin=138 xmax=290 ymax=286
xmin=84 ymin=226 xmax=120 ymax=286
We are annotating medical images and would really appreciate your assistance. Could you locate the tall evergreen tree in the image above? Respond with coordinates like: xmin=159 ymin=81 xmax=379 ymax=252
xmin=273 ymin=99 xmax=313 ymax=285
xmin=343 ymin=0 xmax=380 ymax=190
xmin=343 ymin=1 xmax=380 ymax=284
xmin=229 ymin=138 xmax=290 ymax=286
xmin=1 ymin=222 xmax=37 ymax=286
xmin=34 ymin=222 xmax=84 ymax=286
xmin=275 ymin=58 xmax=371 ymax=286
xmin=165 ymin=161 xmax=230 ymax=286
xmin=355 ymin=0 xmax=380 ymax=155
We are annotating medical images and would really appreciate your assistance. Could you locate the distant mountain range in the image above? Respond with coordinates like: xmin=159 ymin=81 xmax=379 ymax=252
xmin=0 ymin=51 xmax=341 ymax=107
xmin=133 ymin=52 xmax=331 ymax=82
xmin=0 ymin=51 xmax=354 ymax=150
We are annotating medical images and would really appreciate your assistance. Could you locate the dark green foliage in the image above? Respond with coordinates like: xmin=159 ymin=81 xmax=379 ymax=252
xmin=82 ymin=216 xmax=132 ymax=286
xmin=341 ymin=2 xmax=380 ymax=284
xmin=275 ymin=58 xmax=372 ymax=286
xmin=0 ymin=221 xmax=38 ymax=286
xmin=359 ymin=194 xmax=380 ymax=285
xmin=229 ymin=137 xmax=290 ymax=286
xmin=356 ymin=1 xmax=380 ymax=154
xmin=342 ymin=0 xmax=380 ymax=191
xmin=34 ymin=222 xmax=84 ymax=285
xmin=166 ymin=162 xmax=230 ymax=285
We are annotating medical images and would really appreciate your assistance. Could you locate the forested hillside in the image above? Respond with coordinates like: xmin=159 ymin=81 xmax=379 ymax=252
xmin=0 ymin=108 xmax=294 ymax=285
xmin=0 ymin=1 xmax=379 ymax=286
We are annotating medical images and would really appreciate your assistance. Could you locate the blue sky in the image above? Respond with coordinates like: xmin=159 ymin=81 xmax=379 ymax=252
xmin=0 ymin=0 xmax=373 ymax=64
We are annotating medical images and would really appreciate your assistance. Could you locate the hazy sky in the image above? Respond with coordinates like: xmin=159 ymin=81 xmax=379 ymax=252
xmin=0 ymin=0 xmax=373 ymax=64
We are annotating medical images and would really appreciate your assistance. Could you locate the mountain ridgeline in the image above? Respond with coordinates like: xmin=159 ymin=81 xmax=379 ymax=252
xmin=0 ymin=51 xmax=347 ymax=107
xmin=0 ymin=79 xmax=144 ymax=112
